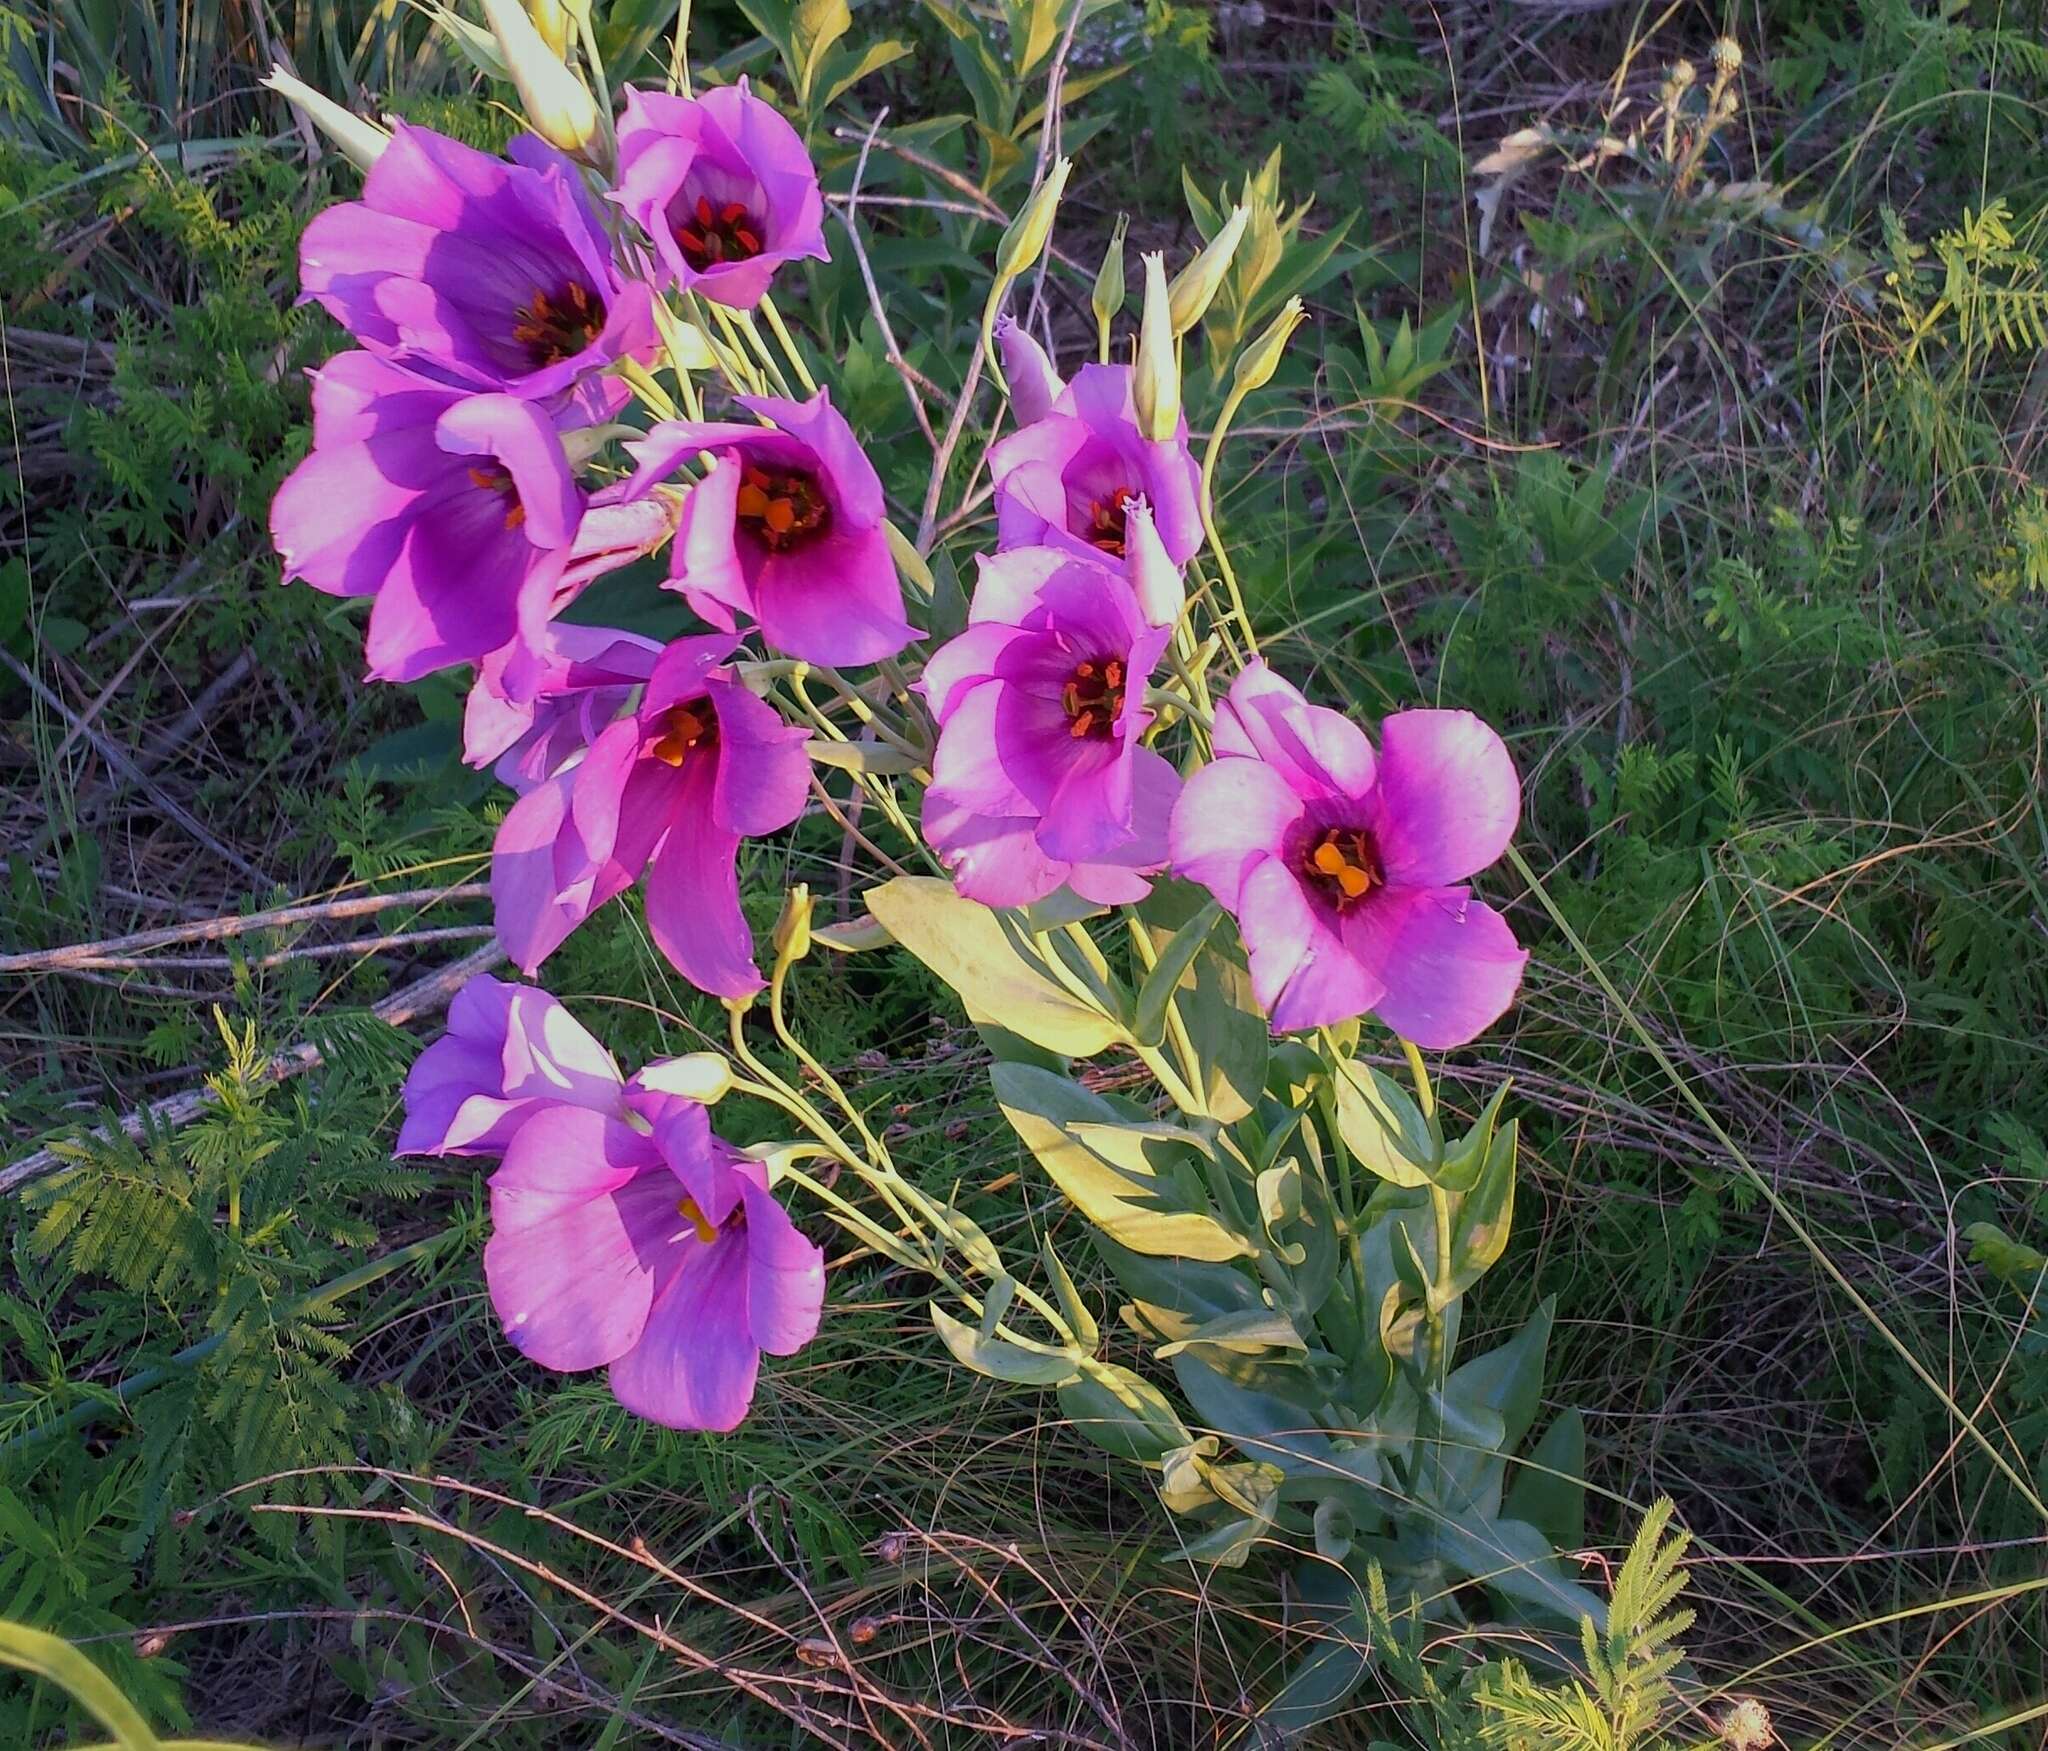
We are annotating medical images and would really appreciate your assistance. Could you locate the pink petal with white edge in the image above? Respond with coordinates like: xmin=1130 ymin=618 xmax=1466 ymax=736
xmin=1238 ymin=858 xmax=1385 ymax=1035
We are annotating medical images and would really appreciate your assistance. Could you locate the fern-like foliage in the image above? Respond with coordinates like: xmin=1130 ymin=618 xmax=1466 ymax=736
xmin=12 ymin=1005 xmax=428 ymax=1566
xmin=1477 ymin=1498 xmax=1695 ymax=1751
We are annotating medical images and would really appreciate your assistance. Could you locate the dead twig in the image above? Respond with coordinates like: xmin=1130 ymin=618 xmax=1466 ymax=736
xmin=1 ymin=940 xmax=503 ymax=1197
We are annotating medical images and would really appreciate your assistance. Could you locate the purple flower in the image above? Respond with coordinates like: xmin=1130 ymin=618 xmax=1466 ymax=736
xmin=1170 ymin=663 xmax=1527 ymax=1046
xmin=270 ymin=352 xmax=584 ymax=684
xmin=621 ymin=389 xmax=912 ymax=666
xmin=611 ymin=80 xmax=829 ymax=309
xmin=986 ymin=361 xmax=1204 ymax=568
xmin=490 ymin=634 xmax=811 ymax=994
xmin=922 ymin=546 xmax=1179 ymax=907
xmin=396 ymin=974 xmax=640 ymax=1154
xmin=483 ymin=1094 xmax=824 ymax=1431
xmin=298 ymin=122 xmax=654 ymax=400
xmin=465 ymin=623 xmax=664 ymax=792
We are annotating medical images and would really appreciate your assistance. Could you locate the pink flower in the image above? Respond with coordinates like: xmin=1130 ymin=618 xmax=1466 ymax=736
xmin=489 ymin=635 xmax=811 ymax=995
xmin=298 ymin=123 xmax=654 ymax=401
xmin=620 ymin=389 xmax=913 ymax=667
xmin=922 ymin=545 xmax=1179 ymax=907
xmin=611 ymin=81 xmax=829 ymax=309
xmin=270 ymin=353 xmax=585 ymax=685
xmin=484 ymin=1098 xmax=824 ymax=1431
xmin=1169 ymin=663 xmax=1527 ymax=1046
xmin=986 ymin=359 xmax=1204 ymax=567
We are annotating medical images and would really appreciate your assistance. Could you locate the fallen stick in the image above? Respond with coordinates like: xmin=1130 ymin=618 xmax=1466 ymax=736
xmin=0 ymin=940 xmax=503 ymax=1198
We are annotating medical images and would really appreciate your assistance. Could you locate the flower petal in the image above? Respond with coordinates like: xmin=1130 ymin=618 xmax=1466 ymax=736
xmin=1236 ymin=858 xmax=1384 ymax=1034
xmin=1213 ymin=661 xmax=1375 ymax=802
xmin=642 ymin=755 xmax=764 ymax=997
xmin=484 ymin=1107 xmax=671 ymax=1371
xmin=738 ymin=1179 xmax=825 ymax=1357
xmin=707 ymin=673 xmax=811 ymax=836
xmin=1170 ymin=756 xmax=1305 ymax=911
xmin=1367 ymin=710 xmax=1521 ymax=888
xmin=1340 ymin=885 xmax=1527 ymax=1049
xmin=608 ymin=1226 xmax=760 ymax=1430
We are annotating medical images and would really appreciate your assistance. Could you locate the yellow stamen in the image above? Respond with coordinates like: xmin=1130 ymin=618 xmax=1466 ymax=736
xmin=676 ymin=1195 xmax=719 ymax=1245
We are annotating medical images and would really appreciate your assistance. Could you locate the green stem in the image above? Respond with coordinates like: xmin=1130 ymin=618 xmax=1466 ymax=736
xmin=1197 ymin=381 xmax=1262 ymax=658
xmin=758 ymin=295 xmax=819 ymax=395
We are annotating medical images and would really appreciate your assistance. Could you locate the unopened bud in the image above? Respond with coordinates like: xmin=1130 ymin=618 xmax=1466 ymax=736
xmin=1132 ymin=253 xmax=1180 ymax=442
xmin=629 ymin=1052 xmax=733 ymax=1106
xmin=1232 ymin=296 xmax=1307 ymax=394
xmin=529 ymin=0 xmax=574 ymax=60
xmin=1670 ymin=58 xmax=1698 ymax=89
xmin=1091 ymin=212 xmax=1129 ymax=354
xmin=263 ymin=66 xmax=389 ymax=173
xmin=1167 ymin=204 xmax=1248 ymax=335
xmin=1711 ymin=36 xmax=1743 ymax=74
xmin=479 ymin=0 xmax=599 ymax=157
xmin=773 ymin=884 xmax=814 ymax=963
xmin=996 ymin=316 xmax=1064 ymax=425
xmin=995 ymin=156 xmax=1071 ymax=281
xmin=1123 ymin=498 xmax=1183 ymax=628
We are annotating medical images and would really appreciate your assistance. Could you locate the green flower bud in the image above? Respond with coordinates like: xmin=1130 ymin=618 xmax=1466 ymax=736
xmin=1231 ymin=295 xmax=1307 ymax=394
xmin=479 ymin=0 xmax=600 ymax=158
xmin=1133 ymin=252 xmax=1180 ymax=442
xmin=995 ymin=156 xmax=1071 ymax=282
xmin=263 ymin=66 xmax=389 ymax=174
xmin=1091 ymin=212 xmax=1129 ymax=358
xmin=1167 ymin=204 xmax=1248 ymax=335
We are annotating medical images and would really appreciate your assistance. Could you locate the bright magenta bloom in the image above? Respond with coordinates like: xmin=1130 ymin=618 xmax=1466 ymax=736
xmin=612 ymin=80 xmax=828 ymax=309
xmin=270 ymin=352 xmax=583 ymax=685
xmin=986 ymin=356 xmax=1205 ymax=567
xmin=489 ymin=635 xmax=811 ymax=995
xmin=298 ymin=123 xmax=653 ymax=400
xmin=922 ymin=545 xmax=1178 ymax=907
xmin=484 ymin=1096 xmax=823 ymax=1431
xmin=1170 ymin=663 xmax=1527 ymax=1046
xmin=621 ymin=389 xmax=913 ymax=666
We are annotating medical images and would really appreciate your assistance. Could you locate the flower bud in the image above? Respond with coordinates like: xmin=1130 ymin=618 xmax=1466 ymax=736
xmin=529 ymin=0 xmax=574 ymax=60
xmin=630 ymin=1052 xmax=734 ymax=1105
xmin=996 ymin=315 xmax=1064 ymax=425
xmin=1123 ymin=497 xmax=1183 ymax=629
xmin=1091 ymin=212 xmax=1129 ymax=353
xmin=263 ymin=66 xmax=389 ymax=174
xmin=1232 ymin=295 xmax=1307 ymax=394
xmin=1132 ymin=252 xmax=1180 ymax=442
xmin=1167 ymin=204 xmax=1247 ymax=335
xmin=772 ymin=883 xmax=814 ymax=964
xmin=479 ymin=0 xmax=600 ymax=158
xmin=1711 ymin=36 xmax=1743 ymax=75
xmin=995 ymin=156 xmax=1071 ymax=281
